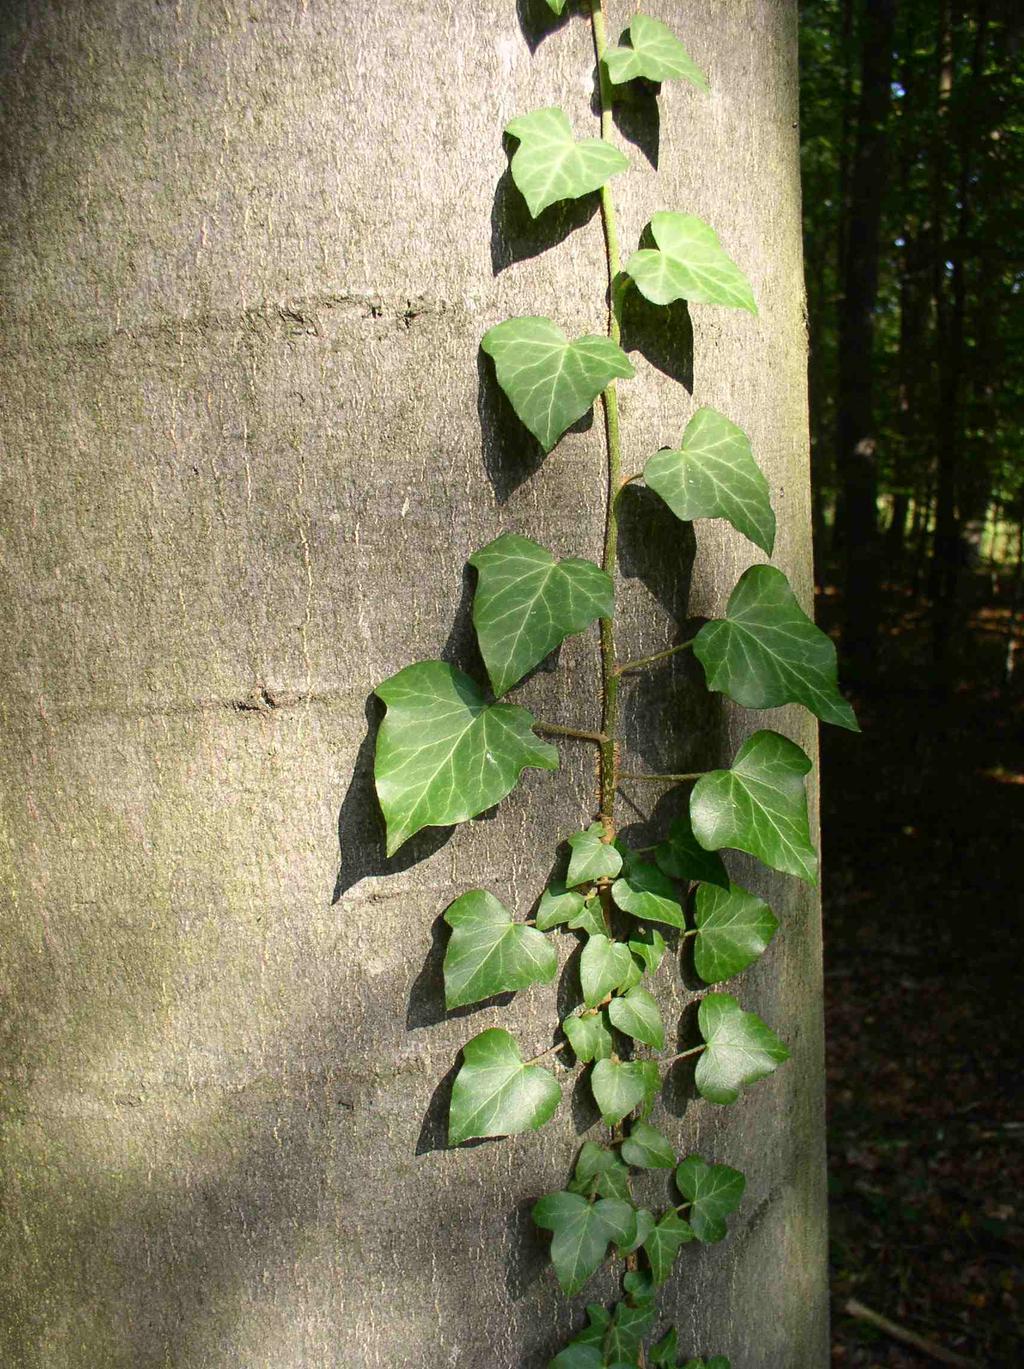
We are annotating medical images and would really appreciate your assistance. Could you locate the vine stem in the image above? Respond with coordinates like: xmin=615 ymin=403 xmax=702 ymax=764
xmin=525 ymin=1040 xmax=568 ymax=1066
xmin=590 ymin=0 xmax=624 ymax=834
xmin=534 ymin=720 xmax=607 ymax=744
xmin=663 ymin=1044 xmax=706 ymax=1066
xmin=619 ymin=771 xmax=707 ymax=784
xmin=618 ymin=638 xmax=696 ymax=675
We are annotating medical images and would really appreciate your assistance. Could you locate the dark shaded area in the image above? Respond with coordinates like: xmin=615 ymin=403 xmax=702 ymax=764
xmin=620 ymin=287 xmax=694 ymax=392
xmin=491 ymin=166 xmax=601 ymax=275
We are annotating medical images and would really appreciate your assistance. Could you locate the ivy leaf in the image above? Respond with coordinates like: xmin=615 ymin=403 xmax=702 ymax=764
xmin=532 ymin=1191 xmax=615 ymax=1295
xmin=564 ymin=1009 xmax=615 ymax=1063
xmin=654 ymin=812 xmax=729 ymax=889
xmin=643 ymin=1210 xmax=694 ymax=1284
xmin=692 ymin=881 xmax=779 ymax=985
xmin=481 ymin=317 xmax=635 ymax=454
xmin=644 ymin=407 xmax=775 ymax=554
xmin=469 ymin=533 xmax=613 ymax=697
xmin=570 ymin=898 xmax=609 ymax=937
xmin=675 ymin=1156 xmax=745 ymax=1242
xmin=689 ymin=730 xmax=817 ymax=883
xmin=569 ymin=1141 xmax=633 ymax=1202
xmin=581 ymin=933 xmax=635 ymax=1006
xmin=443 ymin=890 xmax=557 ymax=1009
xmin=550 ymin=1346 xmax=603 ymax=1369
xmin=612 ymin=857 xmax=685 ymax=929
xmin=620 ymin=1119 xmax=675 ymax=1169
xmin=448 ymin=1028 xmax=561 ymax=1144
xmin=505 ymin=107 xmax=629 ymax=219
xmin=536 ymin=881 xmax=587 ymax=931
xmin=649 ymin=1328 xmax=679 ymax=1367
xmin=605 ymin=13 xmax=709 ymax=88
xmin=591 ymin=1057 xmax=649 ymax=1126
xmin=623 ymin=1270 xmax=656 ymax=1303
xmin=570 ymin=1303 xmax=612 ymax=1347
xmin=636 ymin=1059 xmax=662 ymax=1119
xmin=628 ymin=927 xmax=666 ymax=974
xmin=543 ymin=0 xmax=568 ymax=14
xmin=594 ymin=1197 xmax=638 ymax=1249
xmin=568 ymin=821 xmax=624 ymax=886
xmin=695 ymin=994 xmax=790 ymax=1105
xmin=625 ymin=212 xmax=757 ymax=312
xmin=603 ymin=1295 xmax=657 ymax=1362
xmin=618 ymin=1206 xmax=655 ymax=1255
xmin=374 ymin=662 xmax=557 ymax=856
xmin=608 ymin=985 xmax=665 ymax=1049
xmin=693 ymin=566 xmax=859 ymax=730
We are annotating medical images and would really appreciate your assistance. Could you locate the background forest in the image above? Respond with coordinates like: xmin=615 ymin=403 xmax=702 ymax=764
xmin=799 ymin=1 xmax=1023 ymax=1364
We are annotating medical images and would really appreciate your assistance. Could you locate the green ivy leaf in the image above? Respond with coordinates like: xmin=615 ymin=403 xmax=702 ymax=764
xmin=568 ymin=821 xmax=624 ymax=885
xmin=690 ymin=730 xmax=817 ymax=883
xmin=693 ymin=566 xmax=859 ymax=730
xmin=571 ymin=1303 xmax=612 ymax=1347
xmin=505 ymin=107 xmax=629 ymax=218
xmin=608 ymin=985 xmax=664 ymax=1049
xmin=603 ymin=1295 xmax=657 ymax=1362
xmin=644 ymin=407 xmax=775 ymax=554
xmin=649 ymin=1328 xmax=679 ymax=1367
xmin=481 ymin=317 xmax=635 ymax=454
xmin=695 ymin=993 xmax=790 ymax=1105
xmin=591 ymin=1057 xmax=649 ymax=1126
xmin=623 ymin=1270 xmax=656 ymax=1303
xmin=618 ymin=1206 xmax=655 ymax=1255
xmin=654 ymin=812 xmax=729 ymax=889
xmin=643 ymin=1210 xmax=694 ymax=1284
xmin=543 ymin=0 xmax=568 ymax=15
xmin=612 ymin=857 xmax=685 ymax=928
xmin=469 ymin=533 xmax=613 ymax=697
xmin=620 ymin=1119 xmax=675 ymax=1169
xmin=605 ymin=13 xmax=709 ymax=88
xmin=564 ymin=1009 xmax=615 ymax=1063
xmin=568 ymin=1141 xmax=634 ymax=1203
xmin=692 ymin=881 xmax=779 ymax=985
xmin=675 ymin=1155 xmax=745 ymax=1242
xmin=625 ymin=213 xmax=757 ymax=312
xmin=374 ymin=661 xmax=557 ymax=856
xmin=532 ymin=1191 xmax=616 ymax=1296
xmin=572 ymin=898 xmax=609 ymax=937
xmin=636 ymin=1059 xmax=662 ymax=1119
xmin=448 ymin=1028 xmax=561 ymax=1144
xmin=550 ymin=1345 xmax=603 ymax=1369
xmin=594 ymin=1197 xmax=638 ymax=1249
xmin=628 ymin=926 xmax=667 ymax=974
xmin=536 ymin=881 xmax=587 ymax=931
xmin=581 ymin=933 xmax=635 ymax=1006
xmin=443 ymin=890 xmax=557 ymax=1009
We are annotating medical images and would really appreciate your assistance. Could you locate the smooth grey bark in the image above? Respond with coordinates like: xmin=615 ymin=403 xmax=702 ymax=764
xmin=0 ymin=2 xmax=825 ymax=1366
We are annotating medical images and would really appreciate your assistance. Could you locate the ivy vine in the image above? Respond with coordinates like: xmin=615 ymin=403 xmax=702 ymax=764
xmin=367 ymin=1 xmax=857 ymax=1363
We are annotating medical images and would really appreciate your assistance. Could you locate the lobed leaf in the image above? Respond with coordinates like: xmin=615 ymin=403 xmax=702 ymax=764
xmin=506 ymin=106 xmax=629 ymax=218
xmin=644 ymin=407 xmax=775 ymax=554
xmin=693 ymin=565 xmax=859 ymax=730
xmin=694 ymin=994 xmax=789 ymax=1105
xmin=532 ymin=1191 xmax=617 ymax=1296
xmin=690 ymin=730 xmax=817 ymax=883
xmin=482 ymin=316 xmax=634 ymax=454
xmin=581 ymin=933 xmax=635 ymax=1006
xmin=654 ymin=811 xmax=729 ymax=889
xmin=569 ymin=1141 xmax=632 ymax=1201
xmin=618 ymin=1206 xmax=655 ymax=1255
xmin=470 ymin=532 xmax=613 ymax=697
xmin=608 ymin=985 xmax=665 ymax=1049
xmin=675 ymin=1155 xmax=745 ymax=1242
xmin=628 ymin=926 xmax=667 ymax=973
xmin=692 ymin=880 xmax=778 ymax=985
xmin=374 ymin=661 xmax=557 ymax=855
xmin=605 ymin=14 xmax=709 ymax=88
xmin=564 ymin=1009 xmax=615 ymax=1063
xmin=650 ymin=1328 xmax=679 ymax=1366
xmin=620 ymin=1119 xmax=675 ymax=1169
xmin=568 ymin=821 xmax=623 ymax=885
xmin=643 ymin=1209 xmax=694 ymax=1284
xmin=625 ymin=212 xmax=757 ymax=312
xmin=443 ymin=889 xmax=557 ymax=1009
xmin=448 ymin=1028 xmax=561 ymax=1144
xmin=536 ymin=881 xmax=587 ymax=931
xmin=603 ymin=1294 xmax=657 ymax=1362
xmin=612 ymin=856 xmax=685 ymax=928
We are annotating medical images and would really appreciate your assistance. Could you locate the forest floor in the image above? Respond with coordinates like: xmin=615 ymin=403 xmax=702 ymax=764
xmin=819 ymin=576 xmax=1024 ymax=1368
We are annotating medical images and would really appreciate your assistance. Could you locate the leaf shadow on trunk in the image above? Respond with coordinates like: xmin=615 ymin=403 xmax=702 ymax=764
xmin=660 ymin=997 xmax=703 ymax=1120
xmin=515 ymin=0 xmax=575 ymax=52
xmin=491 ymin=164 xmax=600 ymax=275
xmin=620 ymin=287 xmax=694 ymax=391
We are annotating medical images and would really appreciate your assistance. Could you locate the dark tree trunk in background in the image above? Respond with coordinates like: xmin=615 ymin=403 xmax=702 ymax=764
xmin=835 ymin=0 xmax=896 ymax=677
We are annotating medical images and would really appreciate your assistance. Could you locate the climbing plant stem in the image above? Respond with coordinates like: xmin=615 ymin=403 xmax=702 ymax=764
xmin=590 ymin=0 xmax=624 ymax=831
xmin=535 ymin=721 xmax=607 ymax=744
xmin=618 ymin=638 xmax=697 ymax=675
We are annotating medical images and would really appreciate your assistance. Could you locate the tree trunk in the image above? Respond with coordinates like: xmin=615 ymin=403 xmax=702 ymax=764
xmin=0 ymin=2 xmax=826 ymax=1365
